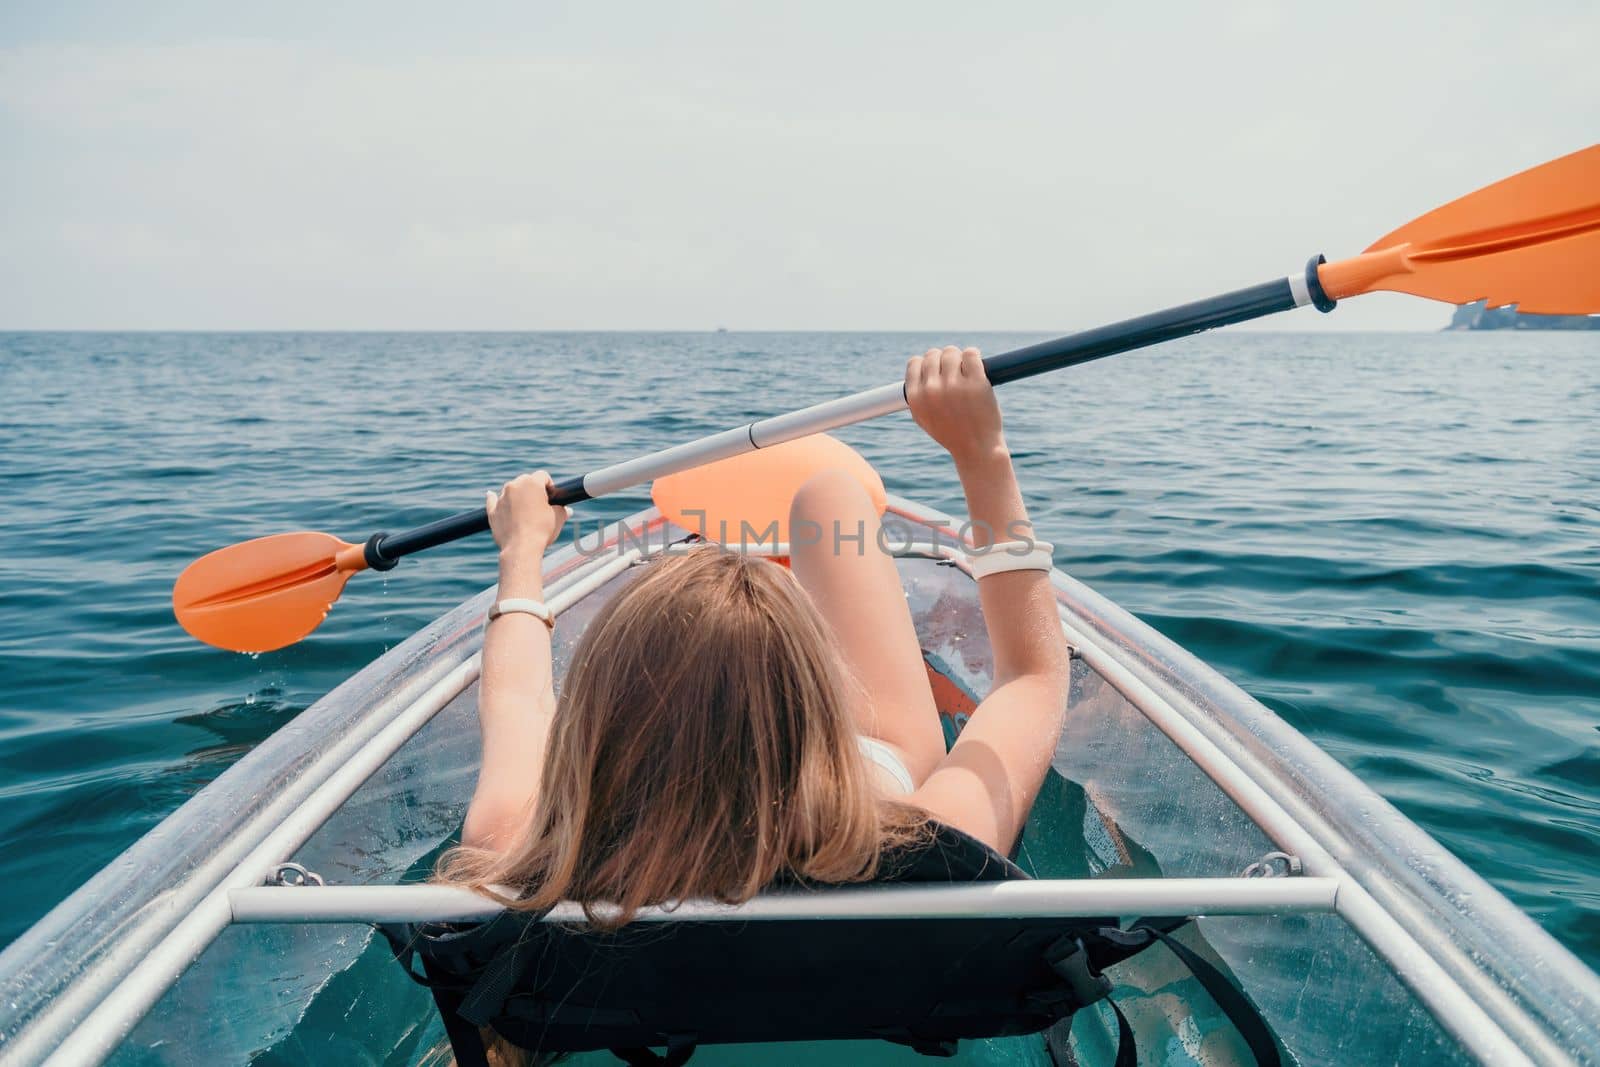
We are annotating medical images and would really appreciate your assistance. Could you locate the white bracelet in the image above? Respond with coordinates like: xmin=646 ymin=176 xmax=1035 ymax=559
xmin=964 ymin=540 xmax=1055 ymax=579
xmin=487 ymin=598 xmax=555 ymax=630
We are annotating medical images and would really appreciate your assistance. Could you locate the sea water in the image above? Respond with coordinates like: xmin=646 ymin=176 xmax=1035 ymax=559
xmin=1 ymin=329 xmax=1596 ymax=977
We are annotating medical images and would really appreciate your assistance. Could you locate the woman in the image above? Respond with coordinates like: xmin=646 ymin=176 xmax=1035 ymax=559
xmin=440 ymin=345 xmax=1072 ymax=923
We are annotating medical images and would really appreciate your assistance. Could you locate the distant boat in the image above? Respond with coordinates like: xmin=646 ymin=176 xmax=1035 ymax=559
xmin=1445 ymin=300 xmax=1599 ymax=330
xmin=716 ymin=326 xmax=729 ymax=333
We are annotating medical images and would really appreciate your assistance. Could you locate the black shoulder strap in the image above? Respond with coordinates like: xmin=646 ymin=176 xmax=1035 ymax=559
xmin=1037 ymin=933 xmax=1138 ymax=1067
xmin=424 ymin=959 xmax=494 ymax=1067
xmin=1141 ymin=926 xmax=1279 ymax=1066
xmin=456 ymin=926 xmax=544 ymax=1028
xmin=375 ymin=920 xmax=509 ymax=1067
xmin=1043 ymin=996 xmax=1135 ymax=1067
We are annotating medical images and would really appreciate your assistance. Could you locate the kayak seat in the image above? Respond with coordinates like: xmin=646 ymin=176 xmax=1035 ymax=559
xmin=380 ymin=823 xmax=1280 ymax=1066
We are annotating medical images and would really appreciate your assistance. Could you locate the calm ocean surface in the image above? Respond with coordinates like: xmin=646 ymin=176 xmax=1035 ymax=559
xmin=1 ymin=330 xmax=1597 ymax=969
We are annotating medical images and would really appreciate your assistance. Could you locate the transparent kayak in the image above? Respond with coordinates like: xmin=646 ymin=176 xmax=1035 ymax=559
xmin=2 ymin=499 xmax=1598 ymax=1066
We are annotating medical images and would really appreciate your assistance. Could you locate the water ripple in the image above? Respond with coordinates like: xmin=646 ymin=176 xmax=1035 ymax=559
xmin=0 ymin=329 xmax=1597 ymax=968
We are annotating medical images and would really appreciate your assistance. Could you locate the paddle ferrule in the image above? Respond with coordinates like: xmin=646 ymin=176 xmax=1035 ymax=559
xmin=1305 ymin=255 xmax=1337 ymax=312
xmin=363 ymin=532 xmax=400 ymax=571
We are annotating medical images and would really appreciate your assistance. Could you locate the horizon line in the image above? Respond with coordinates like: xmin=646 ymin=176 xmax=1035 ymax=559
xmin=0 ymin=327 xmax=1447 ymax=335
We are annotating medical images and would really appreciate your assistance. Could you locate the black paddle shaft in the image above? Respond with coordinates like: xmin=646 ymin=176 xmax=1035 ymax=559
xmin=982 ymin=271 xmax=1320 ymax=386
xmin=367 ymin=261 xmax=1329 ymax=567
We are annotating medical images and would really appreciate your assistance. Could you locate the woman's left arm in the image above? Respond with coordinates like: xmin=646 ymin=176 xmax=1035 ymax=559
xmin=461 ymin=472 xmax=568 ymax=851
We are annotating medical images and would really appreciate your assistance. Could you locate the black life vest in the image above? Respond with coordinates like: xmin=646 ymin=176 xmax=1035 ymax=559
xmin=380 ymin=821 xmax=1279 ymax=1066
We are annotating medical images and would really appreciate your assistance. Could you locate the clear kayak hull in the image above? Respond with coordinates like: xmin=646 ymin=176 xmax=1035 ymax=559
xmin=2 ymin=502 xmax=1597 ymax=1066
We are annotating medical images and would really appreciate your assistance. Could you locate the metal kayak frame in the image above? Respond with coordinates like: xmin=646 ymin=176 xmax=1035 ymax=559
xmin=1 ymin=501 xmax=1597 ymax=1066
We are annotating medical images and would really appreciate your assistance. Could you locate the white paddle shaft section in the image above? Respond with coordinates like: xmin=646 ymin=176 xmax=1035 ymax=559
xmin=1287 ymin=271 xmax=1312 ymax=308
xmin=229 ymin=876 xmax=1340 ymax=925
xmin=749 ymin=381 xmax=907 ymax=448
xmin=580 ymin=383 xmax=906 ymax=499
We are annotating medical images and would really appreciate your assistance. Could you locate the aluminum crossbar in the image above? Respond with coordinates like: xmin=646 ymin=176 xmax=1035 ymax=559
xmin=228 ymin=877 xmax=1341 ymax=925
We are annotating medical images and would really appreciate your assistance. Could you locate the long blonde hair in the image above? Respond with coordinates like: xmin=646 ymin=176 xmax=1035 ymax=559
xmin=436 ymin=548 xmax=927 ymax=926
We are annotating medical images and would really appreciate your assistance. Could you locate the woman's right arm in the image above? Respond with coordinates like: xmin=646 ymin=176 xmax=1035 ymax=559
xmin=461 ymin=472 xmax=568 ymax=851
xmin=903 ymin=346 xmax=1073 ymax=853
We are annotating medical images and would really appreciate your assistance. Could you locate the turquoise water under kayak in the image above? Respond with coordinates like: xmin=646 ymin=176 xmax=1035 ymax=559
xmin=0 ymin=328 xmax=1596 ymax=972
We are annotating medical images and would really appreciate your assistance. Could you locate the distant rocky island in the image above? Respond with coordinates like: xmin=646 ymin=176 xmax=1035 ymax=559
xmin=1445 ymin=301 xmax=1600 ymax=330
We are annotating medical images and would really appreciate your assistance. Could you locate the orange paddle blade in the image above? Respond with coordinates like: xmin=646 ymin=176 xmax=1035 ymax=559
xmin=172 ymin=532 xmax=368 ymax=653
xmin=1319 ymin=144 xmax=1600 ymax=314
xmin=652 ymin=434 xmax=886 ymax=547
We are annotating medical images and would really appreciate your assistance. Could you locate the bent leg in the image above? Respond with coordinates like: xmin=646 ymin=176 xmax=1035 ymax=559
xmin=789 ymin=468 xmax=945 ymax=785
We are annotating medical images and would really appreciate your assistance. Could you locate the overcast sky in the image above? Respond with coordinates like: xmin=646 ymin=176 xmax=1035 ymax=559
xmin=1 ymin=1 xmax=1595 ymax=331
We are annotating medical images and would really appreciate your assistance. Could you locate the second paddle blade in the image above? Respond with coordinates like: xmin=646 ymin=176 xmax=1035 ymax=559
xmin=173 ymin=531 xmax=364 ymax=653
xmin=651 ymin=433 xmax=885 ymax=548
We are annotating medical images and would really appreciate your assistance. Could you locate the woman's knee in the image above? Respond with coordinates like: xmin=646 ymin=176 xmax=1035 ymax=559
xmin=791 ymin=467 xmax=872 ymax=522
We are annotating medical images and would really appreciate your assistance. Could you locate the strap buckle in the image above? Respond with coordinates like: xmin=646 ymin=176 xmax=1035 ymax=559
xmin=1045 ymin=935 xmax=1113 ymax=1010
